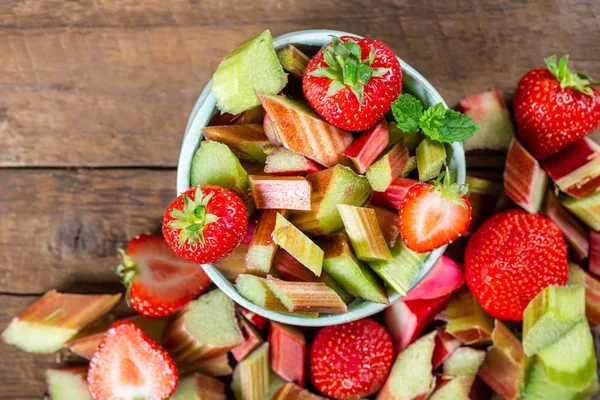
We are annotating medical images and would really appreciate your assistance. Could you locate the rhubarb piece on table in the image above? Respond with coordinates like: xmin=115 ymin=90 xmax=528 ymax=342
xmin=190 ymin=140 xmax=249 ymax=196
xmin=465 ymin=175 xmax=503 ymax=233
xmin=541 ymin=137 xmax=600 ymax=199
xmin=388 ymin=121 xmax=424 ymax=151
xmin=213 ymin=243 xmax=251 ymax=281
xmin=213 ymin=30 xmax=287 ymax=115
xmin=590 ymin=230 xmax=600 ymax=277
xmin=272 ymin=383 xmax=327 ymax=400
xmin=202 ymin=124 xmax=271 ymax=163
xmin=46 ymin=366 xmax=91 ymax=400
xmin=318 ymin=233 xmax=388 ymax=304
xmin=520 ymin=360 xmax=598 ymax=400
xmin=366 ymin=140 xmax=410 ymax=191
xmin=443 ymin=347 xmax=486 ymax=391
xmin=376 ymin=331 xmax=437 ymax=400
xmin=569 ymin=263 xmax=600 ymax=328
xmin=249 ymin=176 xmax=311 ymax=211
xmin=444 ymin=287 xmax=494 ymax=345
xmin=231 ymin=342 xmax=271 ymax=400
xmin=264 ymin=148 xmax=323 ymax=176
xmin=289 ymin=165 xmax=371 ymax=235
xmin=246 ymin=210 xmax=288 ymax=276
xmin=369 ymin=177 xmax=419 ymax=210
xmin=432 ymin=326 xmax=462 ymax=369
xmin=1 ymin=290 xmax=121 ymax=353
xmin=257 ymin=93 xmax=353 ymax=167
xmin=400 ymin=156 xmax=417 ymax=177
xmin=272 ymin=213 xmax=323 ymax=276
xmin=504 ymin=138 xmax=548 ymax=214
xmin=171 ymin=372 xmax=226 ymax=400
xmin=368 ymin=205 xmax=401 ymax=247
xmin=369 ymin=239 xmax=427 ymax=295
xmin=269 ymin=321 xmax=306 ymax=387
xmin=277 ymin=45 xmax=310 ymax=79
xmin=162 ymin=290 xmax=244 ymax=367
xmin=562 ymin=190 xmax=600 ymax=230
xmin=543 ymin=189 xmax=590 ymax=260
xmin=477 ymin=320 xmax=530 ymax=400
xmin=343 ymin=118 xmax=390 ymax=174
xmin=232 ymin=315 xmax=264 ymax=362
xmin=338 ymin=204 xmax=392 ymax=261
xmin=266 ymin=276 xmax=347 ymax=314
xmin=429 ymin=377 xmax=469 ymax=400
xmin=416 ymin=138 xmax=446 ymax=182
xmin=522 ymin=284 xmax=585 ymax=356
xmin=240 ymin=307 xmax=268 ymax=330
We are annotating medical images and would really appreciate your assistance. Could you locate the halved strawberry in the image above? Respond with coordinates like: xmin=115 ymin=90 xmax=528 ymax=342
xmin=87 ymin=321 xmax=178 ymax=400
xmin=116 ymin=234 xmax=212 ymax=317
xmin=399 ymin=170 xmax=471 ymax=253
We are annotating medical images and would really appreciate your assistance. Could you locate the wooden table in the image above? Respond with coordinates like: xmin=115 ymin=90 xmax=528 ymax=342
xmin=1 ymin=0 xmax=599 ymax=397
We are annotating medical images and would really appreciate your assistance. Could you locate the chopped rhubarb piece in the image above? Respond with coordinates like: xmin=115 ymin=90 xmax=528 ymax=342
xmin=504 ymin=138 xmax=548 ymax=214
xmin=465 ymin=175 xmax=503 ymax=233
xmin=369 ymin=239 xmax=427 ymax=295
xmin=249 ymin=176 xmax=311 ymax=211
xmin=265 ymin=148 xmax=324 ymax=176
xmin=403 ymin=256 xmax=464 ymax=301
xmin=477 ymin=320 xmax=530 ymax=400
xmin=338 ymin=205 xmax=392 ymax=261
xmin=568 ymin=264 xmax=600 ymax=327
xmin=429 ymin=377 xmax=469 ymax=400
xmin=541 ymin=137 xmax=600 ymax=198
xmin=590 ymin=230 xmax=600 ymax=277
xmin=521 ymin=359 xmax=598 ymax=400
xmin=444 ymin=287 xmax=494 ymax=345
xmin=416 ymin=138 xmax=446 ymax=182
xmin=258 ymin=93 xmax=353 ymax=167
xmin=171 ymin=372 xmax=226 ymax=400
xmin=369 ymin=177 xmax=420 ymax=210
xmin=432 ymin=326 xmax=462 ymax=369
xmin=181 ymin=353 xmax=233 ymax=377
xmin=240 ymin=307 xmax=268 ymax=330
xmin=400 ymin=156 xmax=417 ymax=178
xmin=443 ymin=347 xmax=486 ymax=391
xmin=272 ymin=213 xmax=323 ymax=276
xmin=367 ymin=141 xmax=410 ymax=191
xmin=388 ymin=121 xmax=424 ymax=151
xmin=263 ymin=111 xmax=282 ymax=145
xmin=243 ymin=213 xmax=259 ymax=245
xmin=190 ymin=140 xmax=249 ymax=195
xmin=246 ymin=209 xmax=288 ymax=276
xmin=273 ymin=383 xmax=327 ymax=399
xmin=266 ymin=276 xmax=347 ymax=314
xmin=562 ymin=190 xmax=600 ymax=230
xmin=368 ymin=205 xmax=401 ymax=247
xmin=1 ymin=290 xmax=121 ymax=353
xmin=277 ymin=45 xmax=310 ymax=79
xmin=209 ymin=106 xmax=264 ymax=126
xmin=290 ymin=165 xmax=372 ymax=234
xmin=46 ymin=366 xmax=91 ymax=400
xmin=162 ymin=290 xmax=244 ymax=367
xmin=343 ymin=118 xmax=390 ymax=174
xmin=202 ymin=124 xmax=271 ymax=163
xmin=269 ymin=321 xmax=306 ymax=387
xmin=543 ymin=189 xmax=590 ymax=260
xmin=231 ymin=342 xmax=271 ymax=400
xmin=232 ymin=314 xmax=264 ymax=362
xmin=264 ymin=371 xmax=288 ymax=399
xmin=213 ymin=243 xmax=251 ymax=281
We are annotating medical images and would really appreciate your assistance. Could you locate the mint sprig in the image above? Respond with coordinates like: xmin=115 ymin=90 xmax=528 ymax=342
xmin=391 ymin=94 xmax=478 ymax=143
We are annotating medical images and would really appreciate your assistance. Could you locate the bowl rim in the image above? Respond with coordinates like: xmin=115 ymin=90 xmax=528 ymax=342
xmin=176 ymin=29 xmax=466 ymax=326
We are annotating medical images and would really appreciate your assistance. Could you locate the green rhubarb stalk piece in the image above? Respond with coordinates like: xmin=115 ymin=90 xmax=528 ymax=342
xmin=170 ymin=372 xmax=226 ymax=400
xmin=232 ymin=342 xmax=271 ymax=400
xmin=562 ymin=190 xmax=600 ymax=230
xmin=400 ymin=156 xmax=417 ymax=178
xmin=213 ymin=243 xmax=252 ymax=281
xmin=442 ymin=347 xmax=486 ymax=391
xmin=368 ymin=239 xmax=427 ymax=295
xmin=416 ymin=138 xmax=447 ymax=182
xmin=318 ymin=233 xmax=389 ymax=304
xmin=261 ymin=370 xmax=287 ymax=400
xmin=277 ymin=45 xmax=310 ymax=79
xmin=429 ymin=377 xmax=469 ymax=400
xmin=338 ymin=205 xmax=392 ymax=262
xmin=46 ymin=366 xmax=92 ymax=400
xmin=202 ymin=124 xmax=271 ymax=163
xmin=445 ymin=287 xmax=494 ymax=345
xmin=366 ymin=141 xmax=410 ymax=191
xmin=272 ymin=213 xmax=324 ymax=277
xmin=522 ymin=284 xmax=586 ymax=356
xmin=289 ymin=165 xmax=372 ymax=235
xmin=321 ymin=271 xmax=355 ymax=304
xmin=266 ymin=276 xmax=348 ymax=314
xmin=246 ymin=210 xmax=288 ymax=276
xmin=388 ymin=121 xmax=424 ymax=151
xmin=520 ymin=360 xmax=598 ymax=400
xmin=213 ymin=30 xmax=287 ymax=115
xmin=537 ymin=320 xmax=597 ymax=390
xmin=2 ymin=290 xmax=121 ymax=353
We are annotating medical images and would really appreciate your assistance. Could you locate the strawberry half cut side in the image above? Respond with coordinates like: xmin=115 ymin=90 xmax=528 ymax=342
xmin=116 ymin=234 xmax=211 ymax=317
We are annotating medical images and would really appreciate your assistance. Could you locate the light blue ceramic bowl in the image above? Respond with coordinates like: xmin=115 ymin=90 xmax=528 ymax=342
xmin=177 ymin=29 xmax=466 ymax=327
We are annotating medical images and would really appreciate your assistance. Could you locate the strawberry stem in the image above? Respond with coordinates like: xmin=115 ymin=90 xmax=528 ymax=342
xmin=433 ymin=167 xmax=469 ymax=210
xmin=167 ymin=186 xmax=219 ymax=246
xmin=545 ymin=55 xmax=595 ymax=98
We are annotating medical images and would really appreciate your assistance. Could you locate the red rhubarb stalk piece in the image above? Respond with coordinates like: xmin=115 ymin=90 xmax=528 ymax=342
xmin=370 ymin=177 xmax=420 ymax=210
xmin=269 ymin=321 xmax=307 ymax=387
xmin=232 ymin=315 xmax=264 ymax=362
xmin=243 ymin=213 xmax=259 ymax=245
xmin=403 ymin=256 xmax=464 ymax=301
xmin=246 ymin=209 xmax=288 ymax=276
xmin=272 ymin=249 xmax=319 ymax=282
xmin=368 ymin=205 xmax=401 ymax=247
xmin=343 ymin=118 xmax=390 ymax=174
xmin=239 ymin=307 xmax=268 ymax=330
xmin=249 ymin=176 xmax=311 ymax=211
xmin=590 ymin=230 xmax=600 ymax=277
xmin=202 ymin=124 xmax=271 ymax=163
xmin=432 ymin=326 xmax=462 ymax=369
xmin=265 ymin=148 xmax=324 ymax=176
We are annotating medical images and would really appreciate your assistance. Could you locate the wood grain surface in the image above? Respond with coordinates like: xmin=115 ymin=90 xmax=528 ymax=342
xmin=1 ymin=0 xmax=599 ymax=397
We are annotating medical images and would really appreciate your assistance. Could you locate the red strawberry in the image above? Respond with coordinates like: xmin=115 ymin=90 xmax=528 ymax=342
xmin=399 ymin=170 xmax=472 ymax=253
xmin=116 ymin=234 xmax=212 ymax=317
xmin=303 ymin=36 xmax=402 ymax=132
xmin=465 ymin=209 xmax=569 ymax=321
xmin=162 ymin=184 xmax=247 ymax=264
xmin=87 ymin=321 xmax=178 ymax=400
xmin=514 ymin=55 xmax=600 ymax=159
xmin=309 ymin=318 xmax=394 ymax=399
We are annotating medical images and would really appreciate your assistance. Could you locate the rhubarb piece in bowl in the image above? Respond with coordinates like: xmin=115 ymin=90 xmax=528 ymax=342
xmin=177 ymin=30 xmax=466 ymax=326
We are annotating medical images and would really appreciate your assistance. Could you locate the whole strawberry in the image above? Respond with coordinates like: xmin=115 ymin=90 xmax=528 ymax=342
xmin=163 ymin=184 xmax=247 ymax=264
xmin=514 ymin=55 xmax=600 ymax=159
xmin=465 ymin=209 xmax=569 ymax=321
xmin=309 ymin=318 xmax=394 ymax=399
xmin=303 ymin=36 xmax=402 ymax=131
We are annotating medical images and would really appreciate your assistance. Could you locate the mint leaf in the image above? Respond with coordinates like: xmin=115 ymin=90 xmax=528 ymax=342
xmin=418 ymin=103 xmax=446 ymax=140
xmin=391 ymin=94 xmax=424 ymax=134
xmin=419 ymin=103 xmax=477 ymax=143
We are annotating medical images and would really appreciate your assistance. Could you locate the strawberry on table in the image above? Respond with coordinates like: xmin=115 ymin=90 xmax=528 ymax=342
xmin=514 ymin=55 xmax=600 ymax=159
xmin=115 ymin=234 xmax=212 ymax=317
xmin=399 ymin=169 xmax=472 ymax=253
xmin=163 ymin=184 xmax=248 ymax=264
xmin=465 ymin=209 xmax=569 ymax=321
xmin=309 ymin=318 xmax=394 ymax=399
xmin=87 ymin=321 xmax=178 ymax=400
xmin=303 ymin=36 xmax=402 ymax=131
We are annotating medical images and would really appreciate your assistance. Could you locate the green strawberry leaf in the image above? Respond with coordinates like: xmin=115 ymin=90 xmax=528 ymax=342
xmin=391 ymin=94 xmax=424 ymax=134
